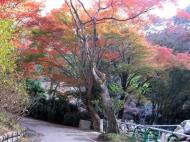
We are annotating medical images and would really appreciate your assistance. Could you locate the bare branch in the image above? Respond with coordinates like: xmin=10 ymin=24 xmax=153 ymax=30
xmin=85 ymin=7 xmax=153 ymax=24
xmin=97 ymin=0 xmax=113 ymax=12
xmin=69 ymin=0 xmax=83 ymax=25
xmin=94 ymin=0 xmax=113 ymax=18
xmin=77 ymin=0 xmax=92 ymax=19
xmin=53 ymin=47 xmax=73 ymax=66
xmin=65 ymin=0 xmax=83 ymax=40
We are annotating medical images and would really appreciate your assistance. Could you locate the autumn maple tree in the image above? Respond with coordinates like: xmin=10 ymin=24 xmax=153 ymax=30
xmin=22 ymin=0 xmax=179 ymax=133
xmin=0 ymin=0 xmax=41 ymax=115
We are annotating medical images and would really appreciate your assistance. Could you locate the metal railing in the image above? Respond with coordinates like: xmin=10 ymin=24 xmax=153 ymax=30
xmin=117 ymin=121 xmax=190 ymax=142
xmin=0 ymin=129 xmax=25 ymax=142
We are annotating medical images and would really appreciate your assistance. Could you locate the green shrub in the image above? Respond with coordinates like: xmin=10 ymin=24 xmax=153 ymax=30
xmin=97 ymin=133 xmax=133 ymax=142
xmin=78 ymin=111 xmax=91 ymax=120
xmin=27 ymin=79 xmax=91 ymax=126
xmin=29 ymin=94 xmax=67 ymax=123
xmin=63 ymin=112 xmax=79 ymax=127
xmin=0 ymin=112 xmax=21 ymax=130
xmin=29 ymin=93 xmax=91 ymax=126
xmin=63 ymin=111 xmax=91 ymax=127
xmin=26 ymin=79 xmax=45 ymax=96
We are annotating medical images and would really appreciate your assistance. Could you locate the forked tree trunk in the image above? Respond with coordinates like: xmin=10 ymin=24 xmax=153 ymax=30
xmin=86 ymin=79 xmax=101 ymax=131
xmin=92 ymin=66 xmax=119 ymax=133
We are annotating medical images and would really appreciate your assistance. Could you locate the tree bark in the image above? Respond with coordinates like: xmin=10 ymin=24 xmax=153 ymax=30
xmin=92 ymin=65 xmax=119 ymax=133
xmin=87 ymin=100 xmax=101 ymax=131
xmin=100 ymin=82 xmax=119 ymax=133
xmin=86 ymin=79 xmax=101 ymax=131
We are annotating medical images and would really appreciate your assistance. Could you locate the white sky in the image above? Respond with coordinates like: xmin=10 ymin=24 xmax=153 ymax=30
xmin=42 ymin=0 xmax=190 ymax=18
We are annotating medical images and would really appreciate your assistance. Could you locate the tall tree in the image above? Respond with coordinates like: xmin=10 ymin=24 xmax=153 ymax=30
xmin=23 ymin=0 xmax=175 ymax=133
xmin=147 ymin=68 xmax=190 ymax=124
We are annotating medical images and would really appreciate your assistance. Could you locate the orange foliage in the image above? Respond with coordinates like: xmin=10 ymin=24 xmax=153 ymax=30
xmin=22 ymin=0 xmax=178 ymax=84
xmin=152 ymin=46 xmax=190 ymax=70
xmin=0 ymin=0 xmax=42 ymax=20
xmin=177 ymin=10 xmax=190 ymax=21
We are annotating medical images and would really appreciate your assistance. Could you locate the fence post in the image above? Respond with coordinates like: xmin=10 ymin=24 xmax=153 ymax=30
xmin=16 ymin=131 xmax=18 ymax=141
xmin=100 ymin=119 xmax=104 ymax=133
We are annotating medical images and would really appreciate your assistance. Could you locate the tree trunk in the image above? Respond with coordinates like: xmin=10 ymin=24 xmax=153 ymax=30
xmin=92 ymin=65 xmax=119 ymax=133
xmin=100 ymin=82 xmax=119 ymax=133
xmin=118 ymin=72 xmax=129 ymax=119
xmin=87 ymin=100 xmax=101 ymax=131
xmin=86 ymin=79 xmax=101 ymax=131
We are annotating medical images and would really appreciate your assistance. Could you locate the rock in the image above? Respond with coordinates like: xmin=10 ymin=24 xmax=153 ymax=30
xmin=100 ymin=119 xmax=104 ymax=133
xmin=182 ymin=120 xmax=190 ymax=134
xmin=122 ymin=95 xmax=153 ymax=124
xmin=160 ymin=132 xmax=167 ymax=142
xmin=174 ymin=125 xmax=185 ymax=139
xmin=175 ymin=125 xmax=183 ymax=131
xmin=79 ymin=120 xmax=91 ymax=130
xmin=176 ymin=129 xmax=186 ymax=139
xmin=122 ymin=95 xmax=140 ymax=122
xmin=186 ymin=137 xmax=190 ymax=141
xmin=117 ymin=120 xmax=136 ymax=133
xmin=174 ymin=120 xmax=190 ymax=140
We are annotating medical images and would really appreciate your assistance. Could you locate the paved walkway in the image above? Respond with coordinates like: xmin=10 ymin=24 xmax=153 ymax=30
xmin=20 ymin=118 xmax=100 ymax=142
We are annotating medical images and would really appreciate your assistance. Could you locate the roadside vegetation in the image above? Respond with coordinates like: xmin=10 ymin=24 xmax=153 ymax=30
xmin=0 ymin=1 xmax=190 ymax=141
xmin=0 ymin=112 xmax=22 ymax=135
xmin=97 ymin=133 xmax=135 ymax=142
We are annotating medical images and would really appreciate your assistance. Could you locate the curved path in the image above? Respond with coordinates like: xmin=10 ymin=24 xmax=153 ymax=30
xmin=20 ymin=117 xmax=100 ymax=142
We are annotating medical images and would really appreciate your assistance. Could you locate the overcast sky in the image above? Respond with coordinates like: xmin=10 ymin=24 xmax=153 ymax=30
xmin=43 ymin=0 xmax=190 ymax=18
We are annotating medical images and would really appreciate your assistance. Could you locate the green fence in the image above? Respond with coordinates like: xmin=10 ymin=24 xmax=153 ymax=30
xmin=116 ymin=121 xmax=190 ymax=142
